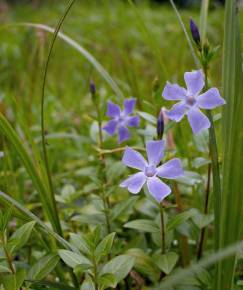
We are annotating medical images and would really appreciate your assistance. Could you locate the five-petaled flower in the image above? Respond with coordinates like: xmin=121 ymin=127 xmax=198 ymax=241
xmin=162 ymin=70 xmax=226 ymax=134
xmin=103 ymin=98 xmax=140 ymax=143
xmin=120 ymin=140 xmax=183 ymax=202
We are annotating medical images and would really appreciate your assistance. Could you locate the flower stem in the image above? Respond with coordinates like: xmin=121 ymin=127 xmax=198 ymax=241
xmin=92 ymin=89 xmax=111 ymax=235
xmin=159 ymin=202 xmax=166 ymax=255
xmin=197 ymin=162 xmax=211 ymax=260
xmin=174 ymin=183 xmax=190 ymax=266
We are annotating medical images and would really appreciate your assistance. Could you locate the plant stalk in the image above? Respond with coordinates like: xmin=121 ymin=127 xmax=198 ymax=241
xmin=159 ymin=202 xmax=166 ymax=255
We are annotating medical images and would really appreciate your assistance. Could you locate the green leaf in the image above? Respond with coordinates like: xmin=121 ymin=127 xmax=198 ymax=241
xmin=70 ymin=233 xmax=92 ymax=255
xmin=0 ymin=206 xmax=12 ymax=233
xmin=100 ymin=255 xmax=134 ymax=286
xmin=95 ymin=233 xmax=116 ymax=262
xmin=27 ymin=254 xmax=60 ymax=280
xmin=126 ymin=248 xmax=160 ymax=281
xmin=15 ymin=269 xmax=26 ymax=289
xmin=138 ymin=111 xmax=157 ymax=124
xmin=58 ymin=250 xmax=92 ymax=268
xmin=166 ymin=209 xmax=196 ymax=231
xmin=29 ymin=280 xmax=77 ymax=290
xmin=192 ymin=212 xmax=214 ymax=229
xmin=110 ymin=196 xmax=138 ymax=221
xmin=0 ymin=269 xmax=26 ymax=290
xmin=124 ymin=219 xmax=159 ymax=233
xmin=0 ymin=264 xmax=11 ymax=273
xmin=8 ymin=221 xmax=35 ymax=253
xmin=98 ymin=273 xmax=117 ymax=289
xmin=74 ymin=263 xmax=92 ymax=276
xmin=154 ymin=252 xmax=179 ymax=274
xmin=192 ymin=157 xmax=210 ymax=169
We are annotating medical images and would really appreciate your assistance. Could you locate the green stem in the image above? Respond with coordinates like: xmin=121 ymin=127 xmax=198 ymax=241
xmin=40 ymin=0 xmax=77 ymax=237
xmin=2 ymin=233 xmax=15 ymax=274
xmin=93 ymin=92 xmax=111 ymax=235
xmin=159 ymin=202 xmax=165 ymax=255
xmin=197 ymin=162 xmax=211 ymax=260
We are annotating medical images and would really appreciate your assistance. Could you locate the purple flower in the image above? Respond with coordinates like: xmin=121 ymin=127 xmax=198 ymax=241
xmin=162 ymin=70 xmax=226 ymax=134
xmin=120 ymin=140 xmax=183 ymax=202
xmin=103 ymin=98 xmax=140 ymax=143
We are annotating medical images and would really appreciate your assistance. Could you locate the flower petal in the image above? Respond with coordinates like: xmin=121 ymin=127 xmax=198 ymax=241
xmin=127 ymin=116 xmax=140 ymax=127
xmin=157 ymin=158 xmax=184 ymax=179
xmin=146 ymin=140 xmax=165 ymax=166
xmin=106 ymin=101 xmax=121 ymax=118
xmin=166 ymin=102 xmax=186 ymax=122
xmin=187 ymin=107 xmax=210 ymax=134
xmin=124 ymin=98 xmax=136 ymax=115
xmin=162 ymin=82 xmax=187 ymax=101
xmin=147 ymin=177 xmax=171 ymax=202
xmin=122 ymin=147 xmax=147 ymax=170
xmin=184 ymin=70 xmax=204 ymax=96
xmin=103 ymin=120 xmax=118 ymax=135
xmin=120 ymin=172 xmax=146 ymax=194
xmin=118 ymin=126 xmax=130 ymax=143
xmin=197 ymin=88 xmax=226 ymax=109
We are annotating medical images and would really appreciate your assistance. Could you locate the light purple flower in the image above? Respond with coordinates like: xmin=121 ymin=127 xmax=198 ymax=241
xmin=162 ymin=70 xmax=226 ymax=134
xmin=103 ymin=98 xmax=140 ymax=143
xmin=120 ymin=140 xmax=183 ymax=202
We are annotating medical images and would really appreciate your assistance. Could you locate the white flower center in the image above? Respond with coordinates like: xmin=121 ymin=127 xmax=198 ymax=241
xmin=145 ymin=165 xmax=157 ymax=177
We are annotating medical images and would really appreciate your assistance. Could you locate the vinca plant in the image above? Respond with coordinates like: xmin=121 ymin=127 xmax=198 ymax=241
xmin=0 ymin=0 xmax=242 ymax=290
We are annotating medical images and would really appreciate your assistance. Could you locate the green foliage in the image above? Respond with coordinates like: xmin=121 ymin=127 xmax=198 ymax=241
xmin=0 ymin=1 xmax=242 ymax=289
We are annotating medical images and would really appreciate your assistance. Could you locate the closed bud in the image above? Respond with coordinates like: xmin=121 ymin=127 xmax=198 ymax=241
xmin=89 ymin=79 xmax=96 ymax=95
xmin=157 ymin=109 xmax=164 ymax=140
xmin=190 ymin=19 xmax=201 ymax=47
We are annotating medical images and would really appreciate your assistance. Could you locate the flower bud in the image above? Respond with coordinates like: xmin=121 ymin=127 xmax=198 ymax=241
xmin=89 ymin=79 xmax=96 ymax=95
xmin=157 ymin=108 xmax=164 ymax=140
xmin=190 ymin=19 xmax=201 ymax=46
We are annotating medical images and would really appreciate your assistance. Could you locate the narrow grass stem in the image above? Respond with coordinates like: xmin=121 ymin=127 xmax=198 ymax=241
xmin=159 ymin=202 xmax=166 ymax=255
xmin=93 ymin=93 xmax=111 ymax=235
xmin=3 ymin=242 xmax=15 ymax=274
xmin=197 ymin=162 xmax=211 ymax=260
xmin=40 ymin=0 xmax=77 ymax=237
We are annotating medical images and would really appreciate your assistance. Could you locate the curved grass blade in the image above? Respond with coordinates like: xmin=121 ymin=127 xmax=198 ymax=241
xmin=1 ymin=22 xmax=124 ymax=100
xmin=39 ymin=0 xmax=78 ymax=238
xmin=0 ymin=190 xmax=76 ymax=252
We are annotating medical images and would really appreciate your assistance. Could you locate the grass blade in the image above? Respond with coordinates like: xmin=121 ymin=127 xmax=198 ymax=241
xmin=0 ymin=113 xmax=59 ymax=232
xmin=216 ymin=0 xmax=243 ymax=289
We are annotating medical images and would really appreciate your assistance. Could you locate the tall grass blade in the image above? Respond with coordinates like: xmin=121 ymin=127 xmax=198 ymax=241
xmin=217 ymin=0 xmax=243 ymax=289
xmin=169 ymin=0 xmax=199 ymax=67
xmin=0 ymin=113 xmax=60 ymax=232
xmin=199 ymin=0 xmax=209 ymax=43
